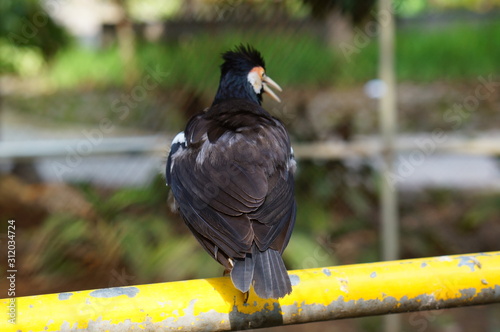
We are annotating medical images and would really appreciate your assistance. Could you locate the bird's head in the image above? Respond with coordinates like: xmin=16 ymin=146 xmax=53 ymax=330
xmin=212 ymin=44 xmax=282 ymax=106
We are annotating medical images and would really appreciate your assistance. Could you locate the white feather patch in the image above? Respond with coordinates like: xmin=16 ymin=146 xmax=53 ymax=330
xmin=247 ymin=70 xmax=262 ymax=94
xmin=171 ymin=131 xmax=186 ymax=145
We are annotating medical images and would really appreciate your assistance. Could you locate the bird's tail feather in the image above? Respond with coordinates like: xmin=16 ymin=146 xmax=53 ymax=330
xmin=230 ymin=252 xmax=254 ymax=293
xmin=252 ymin=246 xmax=292 ymax=299
xmin=230 ymin=244 xmax=292 ymax=299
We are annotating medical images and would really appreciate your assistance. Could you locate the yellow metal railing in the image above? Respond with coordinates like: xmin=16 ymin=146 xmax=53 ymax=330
xmin=2 ymin=251 xmax=500 ymax=331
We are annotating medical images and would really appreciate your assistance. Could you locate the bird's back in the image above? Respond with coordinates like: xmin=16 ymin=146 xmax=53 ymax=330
xmin=167 ymin=99 xmax=296 ymax=298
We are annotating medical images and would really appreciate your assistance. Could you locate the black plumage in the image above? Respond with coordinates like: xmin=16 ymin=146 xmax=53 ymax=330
xmin=166 ymin=45 xmax=296 ymax=299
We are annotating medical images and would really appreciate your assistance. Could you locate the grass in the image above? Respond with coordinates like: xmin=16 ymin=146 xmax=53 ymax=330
xmin=47 ymin=32 xmax=336 ymax=92
xmin=44 ymin=21 xmax=500 ymax=92
xmin=396 ymin=22 xmax=500 ymax=81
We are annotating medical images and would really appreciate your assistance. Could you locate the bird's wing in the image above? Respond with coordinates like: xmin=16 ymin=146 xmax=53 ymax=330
xmin=169 ymin=103 xmax=295 ymax=260
xmin=170 ymin=147 xmax=263 ymax=259
xmin=250 ymin=168 xmax=296 ymax=253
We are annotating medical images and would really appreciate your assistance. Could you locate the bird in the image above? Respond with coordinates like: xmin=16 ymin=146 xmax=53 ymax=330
xmin=166 ymin=45 xmax=296 ymax=299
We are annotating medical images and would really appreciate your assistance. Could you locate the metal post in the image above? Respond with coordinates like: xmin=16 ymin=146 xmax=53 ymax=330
xmin=2 ymin=252 xmax=499 ymax=331
xmin=379 ymin=0 xmax=398 ymax=264
xmin=378 ymin=0 xmax=399 ymax=330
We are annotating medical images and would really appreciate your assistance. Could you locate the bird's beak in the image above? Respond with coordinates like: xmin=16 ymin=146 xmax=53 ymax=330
xmin=262 ymin=75 xmax=282 ymax=103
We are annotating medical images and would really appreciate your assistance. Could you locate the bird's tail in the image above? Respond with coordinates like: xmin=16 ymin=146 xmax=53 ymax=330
xmin=230 ymin=244 xmax=292 ymax=299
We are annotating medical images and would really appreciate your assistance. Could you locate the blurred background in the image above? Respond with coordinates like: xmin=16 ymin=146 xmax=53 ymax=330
xmin=1 ymin=0 xmax=500 ymax=331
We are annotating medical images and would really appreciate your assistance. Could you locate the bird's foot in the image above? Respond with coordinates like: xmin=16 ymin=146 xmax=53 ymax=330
xmin=243 ymin=291 xmax=249 ymax=303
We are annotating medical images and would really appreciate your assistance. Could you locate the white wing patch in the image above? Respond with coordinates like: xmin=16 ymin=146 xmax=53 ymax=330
xmin=172 ymin=131 xmax=186 ymax=145
xmin=166 ymin=131 xmax=187 ymax=186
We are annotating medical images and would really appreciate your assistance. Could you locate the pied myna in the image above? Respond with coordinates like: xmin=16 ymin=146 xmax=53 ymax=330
xmin=166 ymin=45 xmax=296 ymax=299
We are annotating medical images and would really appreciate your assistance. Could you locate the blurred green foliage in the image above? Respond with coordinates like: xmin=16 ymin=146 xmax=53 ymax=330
xmin=28 ymin=176 xmax=222 ymax=283
xmin=46 ymin=32 xmax=335 ymax=91
xmin=0 ymin=0 xmax=69 ymax=75
xmin=396 ymin=23 xmax=500 ymax=81
xmin=42 ymin=21 xmax=500 ymax=92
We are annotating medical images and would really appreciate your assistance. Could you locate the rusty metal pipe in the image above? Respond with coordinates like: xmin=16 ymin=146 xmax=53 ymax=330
xmin=2 ymin=251 xmax=500 ymax=331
